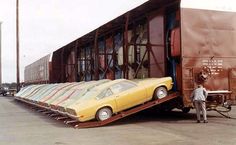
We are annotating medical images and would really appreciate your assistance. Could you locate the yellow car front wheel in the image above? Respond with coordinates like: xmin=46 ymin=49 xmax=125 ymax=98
xmin=96 ymin=107 xmax=113 ymax=121
xmin=153 ymin=86 xmax=167 ymax=100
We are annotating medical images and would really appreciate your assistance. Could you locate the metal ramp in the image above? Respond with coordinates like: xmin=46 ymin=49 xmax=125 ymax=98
xmin=73 ymin=92 xmax=180 ymax=128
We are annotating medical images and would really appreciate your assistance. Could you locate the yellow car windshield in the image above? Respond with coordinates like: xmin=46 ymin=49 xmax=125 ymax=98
xmin=79 ymin=89 xmax=100 ymax=100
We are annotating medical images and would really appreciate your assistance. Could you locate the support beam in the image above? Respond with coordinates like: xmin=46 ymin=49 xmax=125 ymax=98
xmin=60 ymin=48 xmax=65 ymax=82
xmin=124 ymin=13 xmax=130 ymax=79
xmin=74 ymin=41 xmax=78 ymax=82
xmin=94 ymin=29 xmax=99 ymax=80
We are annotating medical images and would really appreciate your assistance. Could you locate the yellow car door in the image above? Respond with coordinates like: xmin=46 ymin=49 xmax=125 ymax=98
xmin=96 ymin=88 xmax=118 ymax=112
xmin=111 ymin=81 xmax=147 ymax=112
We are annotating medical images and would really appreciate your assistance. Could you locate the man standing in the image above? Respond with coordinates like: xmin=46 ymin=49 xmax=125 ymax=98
xmin=190 ymin=84 xmax=208 ymax=123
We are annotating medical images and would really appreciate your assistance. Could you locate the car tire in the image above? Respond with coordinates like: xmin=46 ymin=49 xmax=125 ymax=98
xmin=96 ymin=107 xmax=112 ymax=121
xmin=182 ymin=107 xmax=191 ymax=113
xmin=153 ymin=87 xmax=168 ymax=100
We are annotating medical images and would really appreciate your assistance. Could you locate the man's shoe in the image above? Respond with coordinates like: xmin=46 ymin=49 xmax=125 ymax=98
xmin=197 ymin=120 xmax=200 ymax=123
xmin=203 ymin=120 xmax=208 ymax=123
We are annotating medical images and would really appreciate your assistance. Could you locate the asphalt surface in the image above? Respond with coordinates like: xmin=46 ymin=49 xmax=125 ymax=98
xmin=0 ymin=96 xmax=236 ymax=145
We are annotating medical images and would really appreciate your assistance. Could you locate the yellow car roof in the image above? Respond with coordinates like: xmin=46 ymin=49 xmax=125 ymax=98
xmin=92 ymin=79 xmax=127 ymax=91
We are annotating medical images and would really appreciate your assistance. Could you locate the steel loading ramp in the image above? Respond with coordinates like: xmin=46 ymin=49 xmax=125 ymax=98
xmin=73 ymin=92 xmax=180 ymax=128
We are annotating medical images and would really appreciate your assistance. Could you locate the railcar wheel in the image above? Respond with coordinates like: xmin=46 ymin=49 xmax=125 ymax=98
xmin=96 ymin=107 xmax=112 ymax=121
xmin=153 ymin=87 xmax=168 ymax=99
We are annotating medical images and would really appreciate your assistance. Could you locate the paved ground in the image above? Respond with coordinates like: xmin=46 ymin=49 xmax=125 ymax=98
xmin=0 ymin=96 xmax=236 ymax=145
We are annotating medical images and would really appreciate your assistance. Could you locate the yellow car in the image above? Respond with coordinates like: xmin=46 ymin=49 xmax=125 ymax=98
xmin=66 ymin=77 xmax=173 ymax=122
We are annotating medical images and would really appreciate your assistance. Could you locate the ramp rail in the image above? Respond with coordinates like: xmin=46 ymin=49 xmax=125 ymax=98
xmin=74 ymin=92 xmax=180 ymax=128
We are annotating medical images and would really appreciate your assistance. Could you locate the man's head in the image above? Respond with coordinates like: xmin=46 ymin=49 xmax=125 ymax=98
xmin=198 ymin=84 xmax=203 ymax=88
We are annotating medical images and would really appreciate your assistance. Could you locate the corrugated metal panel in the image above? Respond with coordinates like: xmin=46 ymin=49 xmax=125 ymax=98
xmin=149 ymin=12 xmax=165 ymax=78
xmin=24 ymin=54 xmax=51 ymax=84
xmin=51 ymin=50 xmax=63 ymax=83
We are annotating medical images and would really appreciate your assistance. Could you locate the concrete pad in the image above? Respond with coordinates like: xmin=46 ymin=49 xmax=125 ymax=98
xmin=0 ymin=96 xmax=236 ymax=145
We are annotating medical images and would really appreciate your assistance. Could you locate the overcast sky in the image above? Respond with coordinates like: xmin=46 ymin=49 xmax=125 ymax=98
xmin=0 ymin=0 xmax=148 ymax=83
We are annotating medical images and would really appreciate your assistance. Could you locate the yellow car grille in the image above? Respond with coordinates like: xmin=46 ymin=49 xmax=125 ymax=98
xmin=67 ymin=108 xmax=77 ymax=116
xmin=40 ymin=102 xmax=48 ymax=107
xmin=58 ymin=106 xmax=66 ymax=112
xmin=50 ymin=104 xmax=57 ymax=110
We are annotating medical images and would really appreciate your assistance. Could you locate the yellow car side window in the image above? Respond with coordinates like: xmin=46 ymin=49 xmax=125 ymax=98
xmin=97 ymin=89 xmax=113 ymax=99
xmin=110 ymin=81 xmax=136 ymax=94
xmin=105 ymin=89 xmax=113 ymax=97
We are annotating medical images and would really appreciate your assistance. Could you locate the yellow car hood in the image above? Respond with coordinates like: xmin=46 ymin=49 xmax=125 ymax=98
xmin=133 ymin=77 xmax=172 ymax=85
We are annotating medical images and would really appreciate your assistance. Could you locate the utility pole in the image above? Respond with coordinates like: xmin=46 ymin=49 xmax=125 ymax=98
xmin=16 ymin=0 xmax=20 ymax=91
xmin=0 ymin=22 xmax=2 ymax=87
